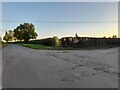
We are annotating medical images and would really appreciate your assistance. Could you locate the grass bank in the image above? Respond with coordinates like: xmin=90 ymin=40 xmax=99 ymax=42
xmin=2 ymin=43 xmax=8 ymax=48
xmin=18 ymin=43 xmax=68 ymax=50
xmin=17 ymin=43 xmax=118 ymax=50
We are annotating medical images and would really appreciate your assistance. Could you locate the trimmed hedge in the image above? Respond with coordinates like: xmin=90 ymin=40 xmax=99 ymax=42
xmin=28 ymin=37 xmax=59 ymax=46
xmin=9 ymin=37 xmax=120 ymax=48
xmin=60 ymin=37 xmax=120 ymax=48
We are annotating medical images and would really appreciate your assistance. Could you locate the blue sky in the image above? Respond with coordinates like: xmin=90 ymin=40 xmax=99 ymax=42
xmin=2 ymin=2 xmax=118 ymax=38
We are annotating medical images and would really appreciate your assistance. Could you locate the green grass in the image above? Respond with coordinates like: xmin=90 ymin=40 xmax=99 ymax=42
xmin=18 ymin=43 xmax=67 ymax=50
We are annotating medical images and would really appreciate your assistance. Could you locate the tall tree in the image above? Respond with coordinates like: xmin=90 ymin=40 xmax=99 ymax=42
xmin=75 ymin=33 xmax=79 ymax=38
xmin=14 ymin=23 xmax=38 ymax=42
xmin=53 ymin=36 xmax=59 ymax=46
xmin=112 ymin=35 xmax=117 ymax=38
xmin=8 ymin=30 xmax=14 ymax=41
xmin=3 ymin=31 xmax=9 ymax=42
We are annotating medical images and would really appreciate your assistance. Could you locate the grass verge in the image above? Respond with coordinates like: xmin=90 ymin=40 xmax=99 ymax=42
xmin=18 ymin=43 xmax=68 ymax=50
xmin=0 ymin=43 xmax=8 ymax=49
xmin=2 ymin=43 xmax=8 ymax=48
xmin=18 ymin=43 xmax=119 ymax=50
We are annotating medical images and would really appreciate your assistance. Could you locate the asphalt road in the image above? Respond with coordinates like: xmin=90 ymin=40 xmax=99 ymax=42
xmin=2 ymin=44 xmax=118 ymax=88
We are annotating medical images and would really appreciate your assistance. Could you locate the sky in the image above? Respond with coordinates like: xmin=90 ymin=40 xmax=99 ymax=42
xmin=2 ymin=2 xmax=118 ymax=39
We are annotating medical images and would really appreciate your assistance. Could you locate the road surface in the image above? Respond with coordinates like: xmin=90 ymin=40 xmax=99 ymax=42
xmin=2 ymin=44 xmax=119 ymax=88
